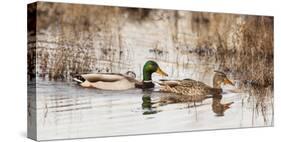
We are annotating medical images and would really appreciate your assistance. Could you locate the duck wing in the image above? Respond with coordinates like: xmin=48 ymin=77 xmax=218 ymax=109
xmin=81 ymin=73 xmax=127 ymax=82
xmin=158 ymin=79 xmax=181 ymax=87
xmin=179 ymin=79 xmax=210 ymax=88
xmin=177 ymin=79 xmax=222 ymax=95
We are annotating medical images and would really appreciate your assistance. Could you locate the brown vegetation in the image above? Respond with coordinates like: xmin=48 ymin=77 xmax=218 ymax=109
xmin=28 ymin=2 xmax=273 ymax=90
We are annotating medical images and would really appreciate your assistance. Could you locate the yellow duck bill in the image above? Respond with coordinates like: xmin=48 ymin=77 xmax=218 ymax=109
xmin=224 ymin=78 xmax=234 ymax=86
xmin=156 ymin=67 xmax=168 ymax=76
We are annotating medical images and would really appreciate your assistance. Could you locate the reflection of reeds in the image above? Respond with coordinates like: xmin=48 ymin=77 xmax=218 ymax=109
xmin=247 ymin=85 xmax=273 ymax=125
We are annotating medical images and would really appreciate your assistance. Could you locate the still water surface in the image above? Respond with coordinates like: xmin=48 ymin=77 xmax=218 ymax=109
xmin=34 ymin=78 xmax=273 ymax=140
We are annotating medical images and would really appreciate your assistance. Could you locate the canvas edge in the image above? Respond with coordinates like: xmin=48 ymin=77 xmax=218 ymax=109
xmin=27 ymin=2 xmax=38 ymax=141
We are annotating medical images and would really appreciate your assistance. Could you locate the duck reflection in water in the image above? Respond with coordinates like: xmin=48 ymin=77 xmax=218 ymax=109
xmin=212 ymin=93 xmax=234 ymax=116
xmin=141 ymin=92 xmax=234 ymax=116
xmin=141 ymin=93 xmax=161 ymax=115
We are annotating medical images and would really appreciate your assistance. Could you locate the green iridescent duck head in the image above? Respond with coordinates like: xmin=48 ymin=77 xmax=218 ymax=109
xmin=138 ymin=60 xmax=168 ymax=89
xmin=143 ymin=60 xmax=168 ymax=81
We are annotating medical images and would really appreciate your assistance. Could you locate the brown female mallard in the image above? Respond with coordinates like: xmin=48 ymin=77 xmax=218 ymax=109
xmin=158 ymin=71 xmax=234 ymax=102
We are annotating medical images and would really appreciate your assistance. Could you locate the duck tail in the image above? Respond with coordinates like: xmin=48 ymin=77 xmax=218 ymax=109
xmin=73 ymin=75 xmax=86 ymax=84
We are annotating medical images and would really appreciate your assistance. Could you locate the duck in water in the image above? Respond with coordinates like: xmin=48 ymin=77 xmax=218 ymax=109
xmin=158 ymin=71 xmax=234 ymax=103
xmin=73 ymin=60 xmax=168 ymax=90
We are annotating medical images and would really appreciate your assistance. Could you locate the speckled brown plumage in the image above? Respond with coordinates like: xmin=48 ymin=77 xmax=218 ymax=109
xmin=159 ymin=71 xmax=233 ymax=102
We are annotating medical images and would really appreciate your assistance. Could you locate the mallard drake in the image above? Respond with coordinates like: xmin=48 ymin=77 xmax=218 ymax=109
xmin=73 ymin=60 xmax=168 ymax=90
xmin=158 ymin=71 xmax=234 ymax=102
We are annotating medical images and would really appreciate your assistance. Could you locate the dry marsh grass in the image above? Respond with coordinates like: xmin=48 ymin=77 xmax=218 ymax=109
xmin=28 ymin=3 xmax=273 ymax=95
